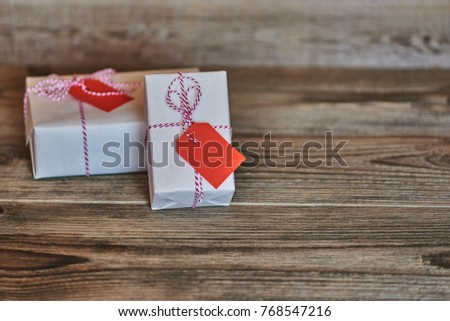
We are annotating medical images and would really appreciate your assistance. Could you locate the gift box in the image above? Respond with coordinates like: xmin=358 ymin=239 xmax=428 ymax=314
xmin=144 ymin=71 xmax=245 ymax=210
xmin=24 ymin=68 xmax=197 ymax=179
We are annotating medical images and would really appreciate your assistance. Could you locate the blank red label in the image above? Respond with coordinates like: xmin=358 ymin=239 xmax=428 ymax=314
xmin=176 ymin=123 xmax=246 ymax=189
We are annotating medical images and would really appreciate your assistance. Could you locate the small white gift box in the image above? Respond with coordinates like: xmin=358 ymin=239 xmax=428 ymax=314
xmin=24 ymin=68 xmax=197 ymax=179
xmin=144 ymin=71 xmax=244 ymax=210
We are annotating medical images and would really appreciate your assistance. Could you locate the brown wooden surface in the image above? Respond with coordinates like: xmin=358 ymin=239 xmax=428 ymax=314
xmin=1 ymin=65 xmax=450 ymax=300
xmin=1 ymin=0 xmax=450 ymax=69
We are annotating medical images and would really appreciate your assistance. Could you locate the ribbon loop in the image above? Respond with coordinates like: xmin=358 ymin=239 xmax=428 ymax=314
xmin=24 ymin=69 xmax=140 ymax=119
xmin=165 ymin=72 xmax=202 ymax=131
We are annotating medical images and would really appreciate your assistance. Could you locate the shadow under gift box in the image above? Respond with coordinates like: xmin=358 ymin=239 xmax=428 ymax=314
xmin=25 ymin=68 xmax=198 ymax=179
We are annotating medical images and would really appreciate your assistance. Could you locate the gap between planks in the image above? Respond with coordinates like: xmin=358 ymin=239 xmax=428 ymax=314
xmin=1 ymin=199 xmax=450 ymax=209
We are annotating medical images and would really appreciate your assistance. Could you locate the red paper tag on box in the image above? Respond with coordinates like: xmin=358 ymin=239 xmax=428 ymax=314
xmin=176 ymin=122 xmax=246 ymax=189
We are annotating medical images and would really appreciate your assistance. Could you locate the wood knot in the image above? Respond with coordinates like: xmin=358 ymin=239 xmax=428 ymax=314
xmin=0 ymin=153 xmax=11 ymax=166
xmin=426 ymin=152 xmax=450 ymax=169
xmin=422 ymin=252 xmax=450 ymax=269
xmin=0 ymin=206 xmax=4 ymax=215
xmin=0 ymin=249 xmax=89 ymax=271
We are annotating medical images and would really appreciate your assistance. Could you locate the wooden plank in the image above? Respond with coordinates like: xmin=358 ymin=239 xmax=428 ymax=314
xmin=1 ymin=203 xmax=450 ymax=248
xmin=2 ymin=67 xmax=450 ymax=141
xmin=0 ymin=204 xmax=449 ymax=300
xmin=0 ymin=66 xmax=26 ymax=142
xmin=6 ymin=99 xmax=450 ymax=138
xmin=2 ymin=267 xmax=449 ymax=300
xmin=26 ymin=67 xmax=450 ymax=102
xmin=2 ymin=135 xmax=450 ymax=207
xmin=232 ymin=102 xmax=450 ymax=136
xmin=225 ymin=68 xmax=450 ymax=104
xmin=1 ymin=1 xmax=449 ymax=69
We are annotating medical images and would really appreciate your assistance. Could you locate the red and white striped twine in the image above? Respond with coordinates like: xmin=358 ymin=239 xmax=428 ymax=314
xmin=193 ymin=170 xmax=204 ymax=207
xmin=78 ymin=100 xmax=90 ymax=176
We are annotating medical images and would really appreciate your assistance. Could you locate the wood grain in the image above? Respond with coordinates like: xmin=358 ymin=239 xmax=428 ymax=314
xmin=1 ymin=1 xmax=449 ymax=69
xmin=2 ymin=136 xmax=450 ymax=207
xmin=1 ymin=65 xmax=450 ymax=299
xmin=0 ymin=203 xmax=450 ymax=300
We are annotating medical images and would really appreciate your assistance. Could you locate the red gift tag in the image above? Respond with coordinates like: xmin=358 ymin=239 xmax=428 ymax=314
xmin=69 ymin=78 xmax=133 ymax=112
xmin=176 ymin=123 xmax=246 ymax=189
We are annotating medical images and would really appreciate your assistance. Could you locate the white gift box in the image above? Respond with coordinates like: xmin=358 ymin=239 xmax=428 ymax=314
xmin=145 ymin=71 xmax=239 ymax=210
xmin=25 ymin=68 xmax=197 ymax=179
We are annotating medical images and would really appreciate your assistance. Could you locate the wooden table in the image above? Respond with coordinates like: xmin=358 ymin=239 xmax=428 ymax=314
xmin=1 ymin=66 xmax=450 ymax=300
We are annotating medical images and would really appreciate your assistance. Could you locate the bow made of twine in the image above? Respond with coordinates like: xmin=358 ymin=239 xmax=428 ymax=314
xmin=145 ymin=72 xmax=231 ymax=208
xmin=23 ymin=68 xmax=141 ymax=176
